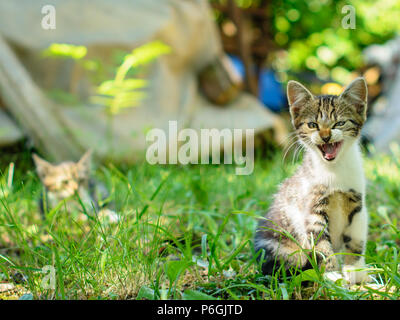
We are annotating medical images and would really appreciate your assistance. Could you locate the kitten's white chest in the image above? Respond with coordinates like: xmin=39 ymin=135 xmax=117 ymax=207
xmin=310 ymin=143 xmax=367 ymax=252
xmin=313 ymin=144 xmax=365 ymax=194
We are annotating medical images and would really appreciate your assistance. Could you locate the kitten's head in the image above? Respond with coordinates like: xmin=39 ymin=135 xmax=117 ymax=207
xmin=287 ymin=77 xmax=367 ymax=163
xmin=33 ymin=150 xmax=92 ymax=199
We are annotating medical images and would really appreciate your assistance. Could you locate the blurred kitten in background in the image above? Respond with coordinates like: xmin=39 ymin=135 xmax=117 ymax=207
xmin=32 ymin=150 xmax=119 ymax=223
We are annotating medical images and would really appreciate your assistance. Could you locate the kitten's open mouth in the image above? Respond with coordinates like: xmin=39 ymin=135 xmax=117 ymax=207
xmin=317 ymin=141 xmax=343 ymax=161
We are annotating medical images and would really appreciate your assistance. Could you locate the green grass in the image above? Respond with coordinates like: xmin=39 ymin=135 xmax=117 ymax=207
xmin=0 ymin=145 xmax=400 ymax=300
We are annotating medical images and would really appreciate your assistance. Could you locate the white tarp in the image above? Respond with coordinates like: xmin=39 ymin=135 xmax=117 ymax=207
xmin=0 ymin=0 xmax=281 ymax=163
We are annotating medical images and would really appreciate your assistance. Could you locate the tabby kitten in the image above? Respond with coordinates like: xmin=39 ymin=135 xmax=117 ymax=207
xmin=33 ymin=150 xmax=118 ymax=222
xmin=254 ymin=77 xmax=370 ymax=284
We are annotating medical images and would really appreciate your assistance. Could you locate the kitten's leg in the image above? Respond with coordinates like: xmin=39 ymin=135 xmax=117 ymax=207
xmin=255 ymin=213 xmax=310 ymax=275
xmin=308 ymin=210 xmax=343 ymax=283
xmin=342 ymin=202 xmax=370 ymax=284
xmin=309 ymin=189 xmax=339 ymax=273
xmin=308 ymin=212 xmax=338 ymax=271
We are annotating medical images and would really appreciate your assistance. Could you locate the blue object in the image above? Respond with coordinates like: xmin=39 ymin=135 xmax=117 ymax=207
xmin=228 ymin=55 xmax=286 ymax=112
xmin=228 ymin=54 xmax=246 ymax=79
xmin=258 ymin=69 xmax=286 ymax=112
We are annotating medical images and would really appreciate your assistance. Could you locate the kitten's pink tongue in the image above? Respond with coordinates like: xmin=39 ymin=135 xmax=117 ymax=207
xmin=321 ymin=142 xmax=341 ymax=160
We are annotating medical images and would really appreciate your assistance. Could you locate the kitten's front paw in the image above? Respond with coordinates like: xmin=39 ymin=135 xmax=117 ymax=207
xmin=342 ymin=265 xmax=372 ymax=285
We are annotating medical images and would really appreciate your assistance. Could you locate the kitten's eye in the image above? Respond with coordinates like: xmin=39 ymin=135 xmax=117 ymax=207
xmin=333 ymin=121 xmax=346 ymax=128
xmin=307 ymin=122 xmax=319 ymax=129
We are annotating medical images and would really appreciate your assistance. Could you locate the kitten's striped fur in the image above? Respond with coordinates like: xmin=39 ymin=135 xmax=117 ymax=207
xmin=254 ymin=78 xmax=370 ymax=284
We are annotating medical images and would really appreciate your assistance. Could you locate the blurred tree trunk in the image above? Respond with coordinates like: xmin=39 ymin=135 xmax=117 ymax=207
xmin=0 ymin=35 xmax=82 ymax=162
xmin=227 ymin=0 xmax=258 ymax=96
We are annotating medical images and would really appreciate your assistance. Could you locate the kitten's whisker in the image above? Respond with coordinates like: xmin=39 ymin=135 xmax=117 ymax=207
xmin=292 ymin=143 xmax=306 ymax=166
xmin=281 ymin=131 xmax=297 ymax=143
xmin=283 ymin=141 xmax=300 ymax=163
xmin=282 ymin=132 xmax=299 ymax=150
xmin=291 ymin=145 xmax=300 ymax=165
xmin=291 ymin=144 xmax=302 ymax=166
xmin=281 ymin=133 xmax=298 ymax=149
xmin=282 ymin=139 xmax=300 ymax=164
xmin=280 ymin=132 xmax=298 ymax=148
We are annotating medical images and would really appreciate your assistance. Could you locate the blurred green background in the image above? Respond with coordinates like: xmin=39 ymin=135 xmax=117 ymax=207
xmin=211 ymin=0 xmax=400 ymax=93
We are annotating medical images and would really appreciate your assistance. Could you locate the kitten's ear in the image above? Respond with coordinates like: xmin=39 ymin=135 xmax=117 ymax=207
xmin=76 ymin=149 xmax=92 ymax=178
xmin=339 ymin=77 xmax=368 ymax=119
xmin=32 ymin=154 xmax=53 ymax=181
xmin=287 ymin=80 xmax=314 ymax=119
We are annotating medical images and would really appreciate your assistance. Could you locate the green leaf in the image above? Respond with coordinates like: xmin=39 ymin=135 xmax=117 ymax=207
xmin=293 ymin=268 xmax=319 ymax=285
xmin=96 ymin=79 xmax=147 ymax=95
xmin=201 ymin=234 xmax=208 ymax=260
xmin=92 ymin=40 xmax=170 ymax=114
xmin=42 ymin=43 xmax=87 ymax=60
xmin=279 ymin=283 xmax=289 ymax=300
xmin=115 ymin=41 xmax=171 ymax=82
xmin=136 ymin=286 xmax=155 ymax=300
xmin=182 ymin=290 xmax=216 ymax=300
xmin=164 ymin=260 xmax=192 ymax=284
